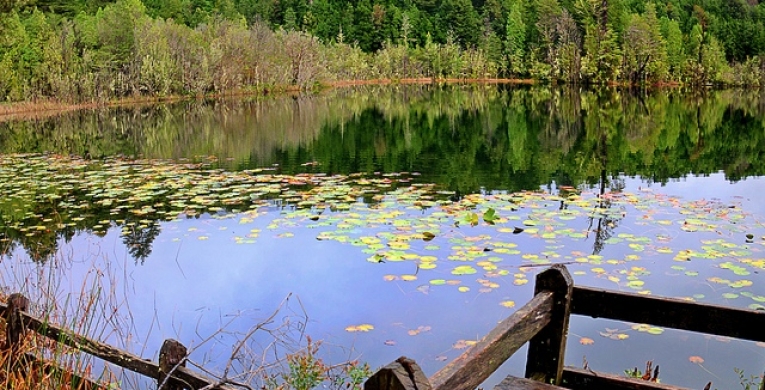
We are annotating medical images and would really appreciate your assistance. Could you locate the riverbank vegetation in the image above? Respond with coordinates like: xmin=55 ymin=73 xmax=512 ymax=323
xmin=0 ymin=0 xmax=764 ymax=104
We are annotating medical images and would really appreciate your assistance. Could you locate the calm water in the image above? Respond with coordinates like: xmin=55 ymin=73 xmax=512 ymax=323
xmin=1 ymin=85 xmax=765 ymax=389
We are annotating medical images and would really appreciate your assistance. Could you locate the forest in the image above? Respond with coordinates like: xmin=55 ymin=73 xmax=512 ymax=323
xmin=1 ymin=0 xmax=765 ymax=103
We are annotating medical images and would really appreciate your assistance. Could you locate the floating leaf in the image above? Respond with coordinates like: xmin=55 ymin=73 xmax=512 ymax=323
xmin=647 ymin=327 xmax=664 ymax=335
xmin=627 ymin=280 xmax=646 ymax=290
xmin=452 ymin=265 xmax=477 ymax=275
xmin=483 ymin=208 xmax=498 ymax=224
xmin=688 ymin=356 xmax=704 ymax=364
xmin=729 ymin=280 xmax=753 ymax=288
xmin=579 ymin=337 xmax=595 ymax=345
xmin=345 ymin=324 xmax=374 ymax=332
xmin=388 ymin=241 xmax=410 ymax=250
xmin=499 ymin=300 xmax=515 ymax=308
xmin=464 ymin=212 xmax=479 ymax=226
xmin=408 ymin=325 xmax=432 ymax=336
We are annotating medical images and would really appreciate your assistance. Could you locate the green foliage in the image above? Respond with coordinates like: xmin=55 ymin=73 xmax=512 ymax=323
xmin=621 ymin=3 xmax=667 ymax=84
xmin=1 ymin=0 xmax=765 ymax=102
xmin=660 ymin=16 xmax=684 ymax=79
xmin=0 ymin=0 xmax=28 ymax=13
xmin=581 ymin=23 xmax=621 ymax=83
xmin=262 ymin=337 xmax=371 ymax=390
xmin=734 ymin=368 xmax=763 ymax=390
xmin=283 ymin=339 xmax=326 ymax=390
xmin=504 ymin=0 xmax=526 ymax=75
xmin=437 ymin=0 xmax=481 ymax=47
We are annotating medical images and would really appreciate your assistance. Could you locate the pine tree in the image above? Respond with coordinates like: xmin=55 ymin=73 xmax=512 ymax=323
xmin=505 ymin=0 xmax=526 ymax=75
xmin=660 ymin=16 xmax=684 ymax=80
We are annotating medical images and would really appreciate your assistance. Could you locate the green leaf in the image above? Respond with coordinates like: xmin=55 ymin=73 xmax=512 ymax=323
xmin=483 ymin=208 xmax=498 ymax=224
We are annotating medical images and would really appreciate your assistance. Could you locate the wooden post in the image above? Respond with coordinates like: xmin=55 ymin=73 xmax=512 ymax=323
xmin=5 ymin=293 xmax=30 ymax=357
xmin=429 ymin=291 xmax=556 ymax=390
xmin=158 ymin=339 xmax=188 ymax=390
xmin=525 ymin=265 xmax=573 ymax=385
xmin=364 ymin=356 xmax=432 ymax=390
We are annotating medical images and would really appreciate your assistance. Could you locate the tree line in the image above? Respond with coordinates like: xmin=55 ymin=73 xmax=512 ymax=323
xmin=1 ymin=0 xmax=765 ymax=103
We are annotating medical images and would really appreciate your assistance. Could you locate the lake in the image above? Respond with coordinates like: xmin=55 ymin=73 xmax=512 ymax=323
xmin=1 ymin=84 xmax=764 ymax=389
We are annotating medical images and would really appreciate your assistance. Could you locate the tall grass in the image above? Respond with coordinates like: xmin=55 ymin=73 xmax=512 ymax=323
xmin=0 ymin=242 xmax=371 ymax=389
xmin=0 ymin=245 xmax=124 ymax=389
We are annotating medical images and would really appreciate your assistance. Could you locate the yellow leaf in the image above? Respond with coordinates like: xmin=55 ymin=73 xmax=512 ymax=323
xmin=579 ymin=337 xmax=594 ymax=345
xmin=345 ymin=324 xmax=374 ymax=332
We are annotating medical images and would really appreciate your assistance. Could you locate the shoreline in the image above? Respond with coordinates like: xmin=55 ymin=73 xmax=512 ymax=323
xmin=0 ymin=78 xmax=536 ymax=122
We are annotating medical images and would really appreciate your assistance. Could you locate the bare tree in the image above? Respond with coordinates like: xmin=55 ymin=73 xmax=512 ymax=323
xmin=279 ymin=29 xmax=326 ymax=87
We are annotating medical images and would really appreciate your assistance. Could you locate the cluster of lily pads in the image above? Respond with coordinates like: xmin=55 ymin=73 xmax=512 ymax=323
xmin=2 ymin=154 xmax=765 ymax=343
xmin=0 ymin=154 xmax=421 ymax=259
xmin=265 ymin=185 xmax=764 ymax=307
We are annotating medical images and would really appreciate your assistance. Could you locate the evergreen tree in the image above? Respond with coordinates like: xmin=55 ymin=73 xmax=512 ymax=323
xmin=283 ymin=7 xmax=298 ymax=30
xmin=660 ymin=16 xmax=684 ymax=79
xmin=621 ymin=2 xmax=667 ymax=83
xmin=578 ymin=0 xmax=621 ymax=83
xmin=530 ymin=0 xmax=560 ymax=79
xmin=504 ymin=0 xmax=526 ymax=75
xmin=437 ymin=0 xmax=481 ymax=47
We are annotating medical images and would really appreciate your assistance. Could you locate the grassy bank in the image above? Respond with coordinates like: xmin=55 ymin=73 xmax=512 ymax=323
xmin=0 ymin=78 xmax=537 ymax=123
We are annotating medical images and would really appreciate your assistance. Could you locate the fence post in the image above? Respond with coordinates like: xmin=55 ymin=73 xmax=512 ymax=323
xmin=525 ymin=265 xmax=573 ymax=385
xmin=5 ymin=293 xmax=30 ymax=358
xmin=158 ymin=339 xmax=188 ymax=390
xmin=364 ymin=356 xmax=431 ymax=390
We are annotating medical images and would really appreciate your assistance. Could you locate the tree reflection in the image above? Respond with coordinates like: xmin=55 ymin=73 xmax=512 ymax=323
xmin=587 ymin=169 xmax=626 ymax=255
xmin=1 ymin=86 xmax=765 ymax=263
xmin=122 ymin=221 xmax=162 ymax=264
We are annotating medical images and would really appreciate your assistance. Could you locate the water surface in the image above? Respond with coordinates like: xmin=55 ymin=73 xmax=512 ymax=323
xmin=1 ymin=85 xmax=764 ymax=389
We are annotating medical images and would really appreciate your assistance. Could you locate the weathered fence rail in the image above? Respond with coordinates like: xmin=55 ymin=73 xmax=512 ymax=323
xmin=364 ymin=264 xmax=765 ymax=390
xmin=1 ymin=293 xmax=235 ymax=390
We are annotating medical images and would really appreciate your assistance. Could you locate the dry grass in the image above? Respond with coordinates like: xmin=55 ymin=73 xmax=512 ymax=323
xmin=0 ymin=294 xmax=117 ymax=390
xmin=0 ymin=247 xmax=129 ymax=390
xmin=0 ymin=247 xmax=371 ymax=390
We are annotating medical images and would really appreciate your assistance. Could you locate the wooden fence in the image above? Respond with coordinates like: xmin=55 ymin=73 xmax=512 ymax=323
xmin=364 ymin=264 xmax=765 ymax=390
xmin=1 ymin=293 xmax=235 ymax=390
